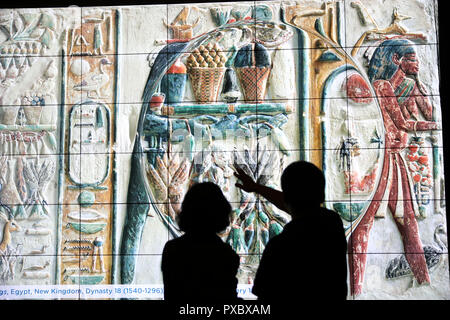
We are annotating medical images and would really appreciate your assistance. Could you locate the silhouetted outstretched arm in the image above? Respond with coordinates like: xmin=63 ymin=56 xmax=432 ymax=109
xmin=234 ymin=168 xmax=288 ymax=213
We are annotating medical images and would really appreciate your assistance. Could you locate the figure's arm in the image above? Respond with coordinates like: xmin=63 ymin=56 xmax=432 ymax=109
xmin=410 ymin=119 xmax=439 ymax=131
xmin=413 ymin=85 xmax=434 ymax=121
xmin=400 ymin=99 xmax=414 ymax=120
xmin=374 ymin=81 xmax=438 ymax=131
xmin=234 ymin=168 xmax=288 ymax=212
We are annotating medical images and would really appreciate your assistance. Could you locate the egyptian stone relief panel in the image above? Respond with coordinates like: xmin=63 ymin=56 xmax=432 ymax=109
xmin=0 ymin=0 xmax=448 ymax=300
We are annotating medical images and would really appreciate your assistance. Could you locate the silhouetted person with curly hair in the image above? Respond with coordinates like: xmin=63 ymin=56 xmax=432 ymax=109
xmin=235 ymin=161 xmax=348 ymax=301
xmin=161 ymin=182 xmax=240 ymax=302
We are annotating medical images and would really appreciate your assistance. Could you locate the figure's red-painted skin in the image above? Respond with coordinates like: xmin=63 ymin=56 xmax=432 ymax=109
xmin=348 ymin=59 xmax=437 ymax=295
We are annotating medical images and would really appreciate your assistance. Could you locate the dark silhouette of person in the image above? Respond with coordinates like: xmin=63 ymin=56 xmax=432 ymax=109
xmin=161 ymin=182 xmax=240 ymax=302
xmin=234 ymin=161 xmax=348 ymax=301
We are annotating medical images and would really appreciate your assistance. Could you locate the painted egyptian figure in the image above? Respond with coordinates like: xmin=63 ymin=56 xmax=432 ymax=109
xmin=348 ymin=39 xmax=438 ymax=295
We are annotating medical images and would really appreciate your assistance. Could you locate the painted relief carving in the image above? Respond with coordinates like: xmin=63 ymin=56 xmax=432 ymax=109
xmin=234 ymin=42 xmax=271 ymax=102
xmin=23 ymin=158 xmax=56 ymax=219
xmin=164 ymin=7 xmax=202 ymax=40
xmin=0 ymin=1 xmax=447 ymax=300
xmin=347 ymin=38 xmax=438 ymax=296
xmin=344 ymin=2 xmax=445 ymax=297
xmin=283 ymin=0 xmax=446 ymax=299
xmin=0 ymin=210 xmax=21 ymax=282
xmin=406 ymin=136 xmax=433 ymax=217
xmin=336 ymin=136 xmax=378 ymax=195
xmin=116 ymin=0 xmax=448 ymax=300
xmin=68 ymin=12 xmax=110 ymax=56
xmin=350 ymin=2 xmax=427 ymax=57
xmin=0 ymin=10 xmax=56 ymax=89
xmin=226 ymin=147 xmax=287 ymax=273
xmin=0 ymin=7 xmax=60 ymax=286
xmin=68 ymin=102 xmax=110 ymax=185
xmin=385 ymin=224 xmax=446 ymax=280
xmin=73 ymin=58 xmax=112 ymax=99
xmin=121 ymin=3 xmax=297 ymax=285
xmin=187 ymin=43 xmax=227 ymax=103
xmin=60 ymin=9 xmax=118 ymax=286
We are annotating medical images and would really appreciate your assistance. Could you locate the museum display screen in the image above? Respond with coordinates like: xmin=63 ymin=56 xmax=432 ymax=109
xmin=0 ymin=0 xmax=448 ymax=300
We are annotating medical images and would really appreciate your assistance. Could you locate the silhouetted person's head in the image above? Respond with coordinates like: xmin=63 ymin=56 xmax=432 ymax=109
xmin=177 ymin=182 xmax=232 ymax=235
xmin=281 ymin=161 xmax=325 ymax=215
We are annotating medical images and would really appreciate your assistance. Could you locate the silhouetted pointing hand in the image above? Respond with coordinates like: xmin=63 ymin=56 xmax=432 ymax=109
xmin=234 ymin=167 xmax=257 ymax=193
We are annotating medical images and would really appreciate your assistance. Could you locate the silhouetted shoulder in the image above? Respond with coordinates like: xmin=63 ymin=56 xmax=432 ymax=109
xmin=313 ymin=207 xmax=342 ymax=228
xmin=161 ymin=235 xmax=186 ymax=261
xmin=316 ymin=207 xmax=346 ymax=246
xmin=162 ymin=234 xmax=240 ymax=302
xmin=321 ymin=208 xmax=344 ymax=222
xmin=163 ymin=233 xmax=239 ymax=261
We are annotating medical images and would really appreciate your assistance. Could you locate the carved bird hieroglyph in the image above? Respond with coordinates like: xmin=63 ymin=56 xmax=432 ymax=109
xmin=73 ymin=58 xmax=112 ymax=99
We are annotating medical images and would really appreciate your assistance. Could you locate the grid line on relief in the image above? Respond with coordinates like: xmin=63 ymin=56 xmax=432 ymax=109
xmin=3 ymin=43 xmax=439 ymax=64
xmin=8 ymin=252 xmax=449 ymax=260
xmin=343 ymin=0 xmax=444 ymax=251
xmin=0 ymin=92 xmax=443 ymax=108
xmin=165 ymin=3 xmax=170 ymax=249
xmin=343 ymin=0 xmax=356 ymax=239
xmin=0 ymin=145 xmax=444 ymax=160
xmin=344 ymin=0 xmax=356 ymax=243
xmin=254 ymin=0 xmax=262 ymax=208
xmin=0 ymin=93 xmax=445 ymax=109
xmin=75 ymin=6 xmax=84 ymax=296
xmin=59 ymin=5 xmax=83 ymax=297
xmin=0 ymin=41 xmax=441 ymax=60
xmin=137 ymin=40 xmax=440 ymax=55
xmin=0 ymin=197 xmax=445 ymax=208
xmin=166 ymin=44 xmax=171 ymax=250
xmin=0 ymin=1 xmax=445 ymax=300
xmin=14 ymin=89 xmax=442 ymax=104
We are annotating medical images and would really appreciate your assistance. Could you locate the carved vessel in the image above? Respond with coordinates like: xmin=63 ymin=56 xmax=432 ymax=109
xmin=189 ymin=67 xmax=226 ymax=103
xmin=67 ymin=210 xmax=106 ymax=222
xmin=221 ymin=67 xmax=241 ymax=103
xmin=160 ymin=58 xmax=187 ymax=104
xmin=22 ymin=96 xmax=44 ymax=125
xmin=66 ymin=222 xmax=107 ymax=234
xmin=186 ymin=43 xmax=227 ymax=103
xmin=68 ymin=274 xmax=105 ymax=285
xmin=236 ymin=66 xmax=271 ymax=102
xmin=234 ymin=43 xmax=271 ymax=102
xmin=1 ymin=107 xmax=19 ymax=125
